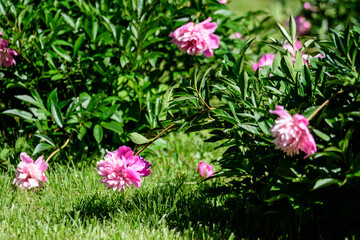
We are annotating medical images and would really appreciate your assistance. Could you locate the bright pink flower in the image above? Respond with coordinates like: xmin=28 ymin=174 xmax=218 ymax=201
xmin=0 ymin=34 xmax=18 ymax=67
xmin=96 ymin=146 xmax=151 ymax=192
xmin=270 ymin=105 xmax=317 ymax=158
xmin=197 ymin=161 xmax=214 ymax=178
xmin=169 ymin=17 xmax=219 ymax=58
xmin=253 ymin=53 xmax=275 ymax=71
xmin=13 ymin=153 xmax=48 ymax=189
xmin=229 ymin=32 xmax=242 ymax=40
xmin=219 ymin=0 xmax=227 ymax=3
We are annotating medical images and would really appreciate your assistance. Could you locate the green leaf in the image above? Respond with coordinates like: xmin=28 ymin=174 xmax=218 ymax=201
xmin=73 ymin=34 xmax=85 ymax=58
xmin=288 ymin=15 xmax=296 ymax=46
xmin=15 ymin=95 xmax=43 ymax=110
xmin=101 ymin=121 xmax=123 ymax=134
xmin=33 ymin=143 xmax=54 ymax=156
xmin=277 ymin=22 xmax=292 ymax=47
xmin=313 ymin=178 xmax=338 ymax=190
xmin=34 ymin=134 xmax=56 ymax=147
xmin=50 ymin=100 xmax=64 ymax=128
xmin=52 ymin=45 xmax=72 ymax=62
xmin=92 ymin=21 xmax=99 ymax=41
xmin=93 ymin=124 xmax=103 ymax=144
xmin=61 ymin=13 xmax=75 ymax=28
xmin=312 ymin=129 xmax=330 ymax=141
xmin=130 ymin=132 xmax=150 ymax=145
xmin=2 ymin=109 xmax=35 ymax=121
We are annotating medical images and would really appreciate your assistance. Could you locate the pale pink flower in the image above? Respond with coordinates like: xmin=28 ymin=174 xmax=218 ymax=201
xmin=97 ymin=146 xmax=151 ymax=192
xmin=303 ymin=2 xmax=318 ymax=12
xmin=0 ymin=33 xmax=18 ymax=67
xmin=283 ymin=41 xmax=302 ymax=56
xmin=197 ymin=161 xmax=214 ymax=178
xmin=169 ymin=17 xmax=219 ymax=58
xmin=302 ymin=53 xmax=325 ymax=66
xmin=253 ymin=53 xmax=275 ymax=71
xmin=270 ymin=105 xmax=317 ymax=158
xmin=219 ymin=0 xmax=227 ymax=3
xmin=294 ymin=16 xmax=311 ymax=35
xmin=13 ymin=153 xmax=48 ymax=189
xmin=229 ymin=32 xmax=242 ymax=40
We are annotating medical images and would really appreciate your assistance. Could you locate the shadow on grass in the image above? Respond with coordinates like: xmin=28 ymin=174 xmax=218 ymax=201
xmin=66 ymin=179 xmax=241 ymax=239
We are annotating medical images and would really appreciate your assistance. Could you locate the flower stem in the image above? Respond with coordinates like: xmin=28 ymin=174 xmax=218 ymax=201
xmin=46 ymin=138 xmax=70 ymax=163
xmin=134 ymin=124 xmax=176 ymax=156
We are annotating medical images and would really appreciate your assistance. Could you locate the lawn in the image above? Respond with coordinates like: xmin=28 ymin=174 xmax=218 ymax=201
xmin=1 ymin=133 xmax=236 ymax=239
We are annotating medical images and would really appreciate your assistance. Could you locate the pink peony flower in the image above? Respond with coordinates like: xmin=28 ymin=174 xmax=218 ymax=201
xmin=302 ymin=53 xmax=325 ymax=66
xmin=283 ymin=41 xmax=302 ymax=56
xmin=13 ymin=152 xmax=48 ymax=189
xmin=96 ymin=146 xmax=151 ymax=192
xmin=229 ymin=32 xmax=242 ymax=40
xmin=294 ymin=16 xmax=311 ymax=35
xmin=303 ymin=2 xmax=318 ymax=12
xmin=270 ymin=105 xmax=317 ymax=158
xmin=0 ymin=33 xmax=18 ymax=67
xmin=219 ymin=0 xmax=227 ymax=3
xmin=253 ymin=53 xmax=275 ymax=71
xmin=197 ymin=161 xmax=214 ymax=178
xmin=169 ymin=17 xmax=219 ymax=58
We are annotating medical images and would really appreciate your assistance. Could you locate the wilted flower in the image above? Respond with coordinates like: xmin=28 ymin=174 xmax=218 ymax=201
xmin=197 ymin=161 xmax=214 ymax=178
xmin=169 ymin=17 xmax=219 ymax=58
xmin=219 ymin=0 xmax=227 ymax=3
xmin=270 ymin=105 xmax=317 ymax=158
xmin=229 ymin=32 xmax=242 ymax=40
xmin=13 ymin=153 xmax=48 ymax=189
xmin=293 ymin=16 xmax=311 ymax=35
xmin=97 ymin=146 xmax=151 ymax=192
xmin=253 ymin=53 xmax=275 ymax=71
xmin=0 ymin=32 xmax=18 ymax=67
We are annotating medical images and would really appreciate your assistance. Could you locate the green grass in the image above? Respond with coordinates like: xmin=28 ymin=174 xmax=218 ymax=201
xmin=0 ymin=132 xmax=239 ymax=239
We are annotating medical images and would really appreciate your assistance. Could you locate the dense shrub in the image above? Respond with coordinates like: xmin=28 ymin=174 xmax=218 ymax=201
xmin=164 ymin=21 xmax=360 ymax=237
xmin=0 ymin=0 xmax=277 ymax=164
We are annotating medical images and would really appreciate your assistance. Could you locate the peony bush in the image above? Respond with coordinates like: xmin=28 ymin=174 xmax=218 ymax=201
xmin=2 ymin=0 xmax=360 ymax=238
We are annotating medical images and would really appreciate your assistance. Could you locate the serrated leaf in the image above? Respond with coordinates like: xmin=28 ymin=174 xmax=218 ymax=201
xmin=130 ymin=132 xmax=150 ymax=145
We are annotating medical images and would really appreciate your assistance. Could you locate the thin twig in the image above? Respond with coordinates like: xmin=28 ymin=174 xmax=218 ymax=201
xmin=134 ymin=124 xmax=176 ymax=156
xmin=307 ymin=90 xmax=344 ymax=121
xmin=46 ymin=138 xmax=70 ymax=163
xmin=195 ymin=87 xmax=213 ymax=110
